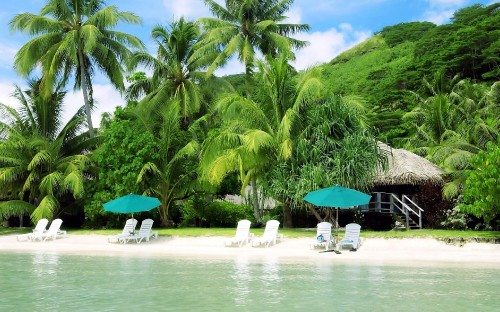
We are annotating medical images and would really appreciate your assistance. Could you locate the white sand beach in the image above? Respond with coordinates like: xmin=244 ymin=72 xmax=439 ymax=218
xmin=1 ymin=234 xmax=499 ymax=267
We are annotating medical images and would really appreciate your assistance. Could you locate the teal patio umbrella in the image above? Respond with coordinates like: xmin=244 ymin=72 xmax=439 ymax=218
xmin=103 ymin=194 xmax=161 ymax=218
xmin=304 ymin=185 xmax=371 ymax=234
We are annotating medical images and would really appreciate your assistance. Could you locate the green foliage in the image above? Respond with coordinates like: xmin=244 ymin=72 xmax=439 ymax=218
xmin=202 ymin=201 xmax=254 ymax=227
xmin=264 ymin=95 xmax=385 ymax=214
xmin=0 ymin=81 xmax=92 ymax=223
xmin=83 ymin=108 xmax=158 ymax=224
xmin=404 ymin=73 xmax=499 ymax=199
xmin=200 ymin=54 xmax=323 ymax=222
xmin=414 ymin=3 xmax=500 ymax=80
xmin=460 ymin=142 xmax=500 ymax=223
xmin=441 ymin=206 xmax=470 ymax=230
xmin=196 ymin=0 xmax=309 ymax=76
xmin=379 ymin=21 xmax=436 ymax=47
xmin=127 ymin=18 xmax=205 ymax=121
xmin=180 ymin=195 xmax=254 ymax=227
xmin=10 ymin=0 xmax=144 ymax=134
xmin=322 ymin=36 xmax=420 ymax=145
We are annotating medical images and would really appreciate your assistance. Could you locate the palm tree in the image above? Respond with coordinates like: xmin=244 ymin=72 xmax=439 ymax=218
xmin=10 ymin=0 xmax=144 ymax=136
xmin=134 ymin=101 xmax=199 ymax=227
xmin=0 ymin=80 xmax=94 ymax=224
xmin=264 ymin=95 xmax=385 ymax=225
xmin=196 ymin=0 xmax=309 ymax=78
xmin=127 ymin=18 xmax=206 ymax=124
xmin=404 ymin=73 xmax=499 ymax=198
xmin=200 ymin=54 xmax=322 ymax=223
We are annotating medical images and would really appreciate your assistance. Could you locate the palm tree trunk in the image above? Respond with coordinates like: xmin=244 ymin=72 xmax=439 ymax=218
xmin=250 ymin=178 xmax=262 ymax=224
xmin=283 ymin=200 xmax=293 ymax=228
xmin=307 ymin=204 xmax=322 ymax=223
xmin=77 ymin=49 xmax=95 ymax=137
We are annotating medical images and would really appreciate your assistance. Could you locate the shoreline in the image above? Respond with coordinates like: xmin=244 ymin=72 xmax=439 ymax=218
xmin=1 ymin=234 xmax=500 ymax=268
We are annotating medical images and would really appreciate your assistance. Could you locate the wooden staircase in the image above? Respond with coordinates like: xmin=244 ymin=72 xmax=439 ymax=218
xmin=361 ymin=192 xmax=424 ymax=229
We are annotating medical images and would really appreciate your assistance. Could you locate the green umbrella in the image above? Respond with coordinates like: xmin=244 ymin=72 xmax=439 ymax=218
xmin=304 ymin=185 xmax=371 ymax=235
xmin=103 ymin=194 xmax=161 ymax=218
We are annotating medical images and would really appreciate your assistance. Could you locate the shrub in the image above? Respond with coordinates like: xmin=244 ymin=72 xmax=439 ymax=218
xmin=440 ymin=206 xmax=470 ymax=230
xmin=202 ymin=201 xmax=255 ymax=227
xmin=179 ymin=197 xmax=255 ymax=227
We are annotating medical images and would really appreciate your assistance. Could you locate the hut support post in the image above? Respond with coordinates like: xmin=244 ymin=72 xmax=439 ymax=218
xmin=405 ymin=208 xmax=409 ymax=229
xmin=376 ymin=193 xmax=381 ymax=212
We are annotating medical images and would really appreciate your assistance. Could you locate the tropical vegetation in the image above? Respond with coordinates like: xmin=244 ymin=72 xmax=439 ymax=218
xmin=10 ymin=0 xmax=144 ymax=136
xmin=1 ymin=0 xmax=499 ymax=230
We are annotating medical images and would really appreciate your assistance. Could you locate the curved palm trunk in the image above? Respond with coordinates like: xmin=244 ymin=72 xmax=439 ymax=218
xmin=250 ymin=178 xmax=262 ymax=224
xmin=159 ymin=203 xmax=174 ymax=227
xmin=78 ymin=49 xmax=95 ymax=137
xmin=283 ymin=199 xmax=294 ymax=228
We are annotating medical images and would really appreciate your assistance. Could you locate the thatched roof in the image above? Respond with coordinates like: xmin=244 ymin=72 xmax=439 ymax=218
xmin=374 ymin=143 xmax=444 ymax=185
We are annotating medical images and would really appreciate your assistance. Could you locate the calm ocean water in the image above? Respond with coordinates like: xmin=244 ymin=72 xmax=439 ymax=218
xmin=0 ymin=252 xmax=499 ymax=312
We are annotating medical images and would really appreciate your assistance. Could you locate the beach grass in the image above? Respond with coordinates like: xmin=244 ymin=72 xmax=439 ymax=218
xmin=2 ymin=226 xmax=499 ymax=240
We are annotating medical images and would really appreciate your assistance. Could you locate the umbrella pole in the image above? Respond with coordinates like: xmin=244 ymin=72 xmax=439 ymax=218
xmin=335 ymin=208 xmax=339 ymax=248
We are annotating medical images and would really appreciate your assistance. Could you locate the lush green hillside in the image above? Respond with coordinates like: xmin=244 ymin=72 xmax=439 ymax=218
xmin=318 ymin=3 xmax=499 ymax=145
xmin=320 ymin=35 xmax=419 ymax=144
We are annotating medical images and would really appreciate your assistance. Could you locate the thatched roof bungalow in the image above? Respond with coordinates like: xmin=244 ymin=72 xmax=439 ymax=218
xmin=367 ymin=143 xmax=449 ymax=229
xmin=374 ymin=143 xmax=444 ymax=187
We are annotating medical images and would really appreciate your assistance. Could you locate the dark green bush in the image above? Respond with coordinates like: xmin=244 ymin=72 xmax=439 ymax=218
xmin=180 ymin=197 xmax=255 ymax=227
xmin=202 ymin=201 xmax=255 ymax=227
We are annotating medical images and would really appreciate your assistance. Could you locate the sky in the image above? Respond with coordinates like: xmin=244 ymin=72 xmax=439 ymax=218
xmin=0 ymin=0 xmax=495 ymax=126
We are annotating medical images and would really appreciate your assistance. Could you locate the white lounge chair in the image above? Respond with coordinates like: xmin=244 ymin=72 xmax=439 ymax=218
xmin=252 ymin=220 xmax=280 ymax=247
xmin=121 ymin=219 xmax=158 ymax=244
xmin=338 ymin=223 xmax=361 ymax=250
xmin=107 ymin=218 xmax=138 ymax=243
xmin=32 ymin=219 xmax=64 ymax=241
xmin=310 ymin=222 xmax=334 ymax=251
xmin=224 ymin=219 xmax=252 ymax=247
xmin=16 ymin=218 xmax=49 ymax=241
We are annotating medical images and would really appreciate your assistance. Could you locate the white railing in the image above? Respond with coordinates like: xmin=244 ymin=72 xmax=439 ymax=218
xmin=390 ymin=194 xmax=423 ymax=229
xmin=361 ymin=192 xmax=424 ymax=229
xmin=402 ymin=195 xmax=424 ymax=229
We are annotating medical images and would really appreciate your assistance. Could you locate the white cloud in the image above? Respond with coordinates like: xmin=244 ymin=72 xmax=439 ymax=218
xmin=0 ymin=80 xmax=17 ymax=107
xmin=0 ymin=42 xmax=18 ymax=70
xmin=213 ymin=56 xmax=245 ymax=76
xmin=63 ymin=85 xmax=125 ymax=128
xmin=422 ymin=0 xmax=468 ymax=24
xmin=292 ymin=26 xmax=371 ymax=70
xmin=423 ymin=9 xmax=456 ymax=24
xmin=162 ymin=0 xmax=212 ymax=20
xmin=285 ymin=7 xmax=302 ymax=24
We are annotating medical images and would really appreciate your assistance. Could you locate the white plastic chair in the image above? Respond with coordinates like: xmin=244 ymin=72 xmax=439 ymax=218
xmin=224 ymin=219 xmax=252 ymax=247
xmin=121 ymin=219 xmax=158 ymax=244
xmin=338 ymin=223 xmax=361 ymax=250
xmin=32 ymin=219 xmax=64 ymax=241
xmin=252 ymin=220 xmax=280 ymax=247
xmin=16 ymin=218 xmax=49 ymax=241
xmin=107 ymin=218 xmax=138 ymax=243
xmin=310 ymin=222 xmax=334 ymax=251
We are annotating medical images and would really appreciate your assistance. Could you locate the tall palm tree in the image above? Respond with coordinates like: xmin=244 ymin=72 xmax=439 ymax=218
xmin=404 ymin=74 xmax=499 ymax=198
xmin=134 ymin=101 xmax=199 ymax=227
xmin=264 ymin=95 xmax=385 ymax=225
xmin=196 ymin=0 xmax=309 ymax=78
xmin=200 ymin=54 xmax=322 ymax=223
xmin=127 ymin=18 xmax=207 ymax=125
xmin=0 ymin=81 xmax=94 ymax=223
xmin=10 ymin=0 xmax=144 ymax=136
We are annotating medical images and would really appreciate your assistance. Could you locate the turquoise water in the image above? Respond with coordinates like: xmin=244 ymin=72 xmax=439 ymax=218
xmin=1 ymin=252 xmax=499 ymax=312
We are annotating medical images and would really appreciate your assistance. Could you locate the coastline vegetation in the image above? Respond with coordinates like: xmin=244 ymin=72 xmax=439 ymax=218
xmin=1 ymin=0 xmax=499 ymax=232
